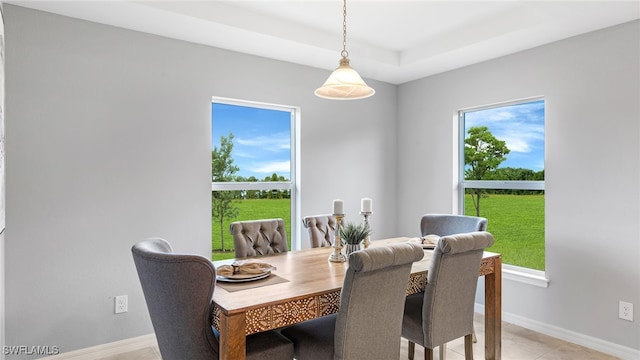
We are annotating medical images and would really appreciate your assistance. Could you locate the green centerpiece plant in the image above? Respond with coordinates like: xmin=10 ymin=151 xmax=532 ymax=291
xmin=340 ymin=222 xmax=372 ymax=255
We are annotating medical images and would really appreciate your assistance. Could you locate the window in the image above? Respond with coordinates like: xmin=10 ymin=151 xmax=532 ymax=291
xmin=459 ymin=98 xmax=546 ymax=284
xmin=211 ymin=97 xmax=300 ymax=260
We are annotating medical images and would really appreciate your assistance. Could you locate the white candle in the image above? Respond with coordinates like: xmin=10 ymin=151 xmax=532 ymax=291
xmin=361 ymin=198 xmax=372 ymax=213
xmin=333 ymin=199 xmax=344 ymax=215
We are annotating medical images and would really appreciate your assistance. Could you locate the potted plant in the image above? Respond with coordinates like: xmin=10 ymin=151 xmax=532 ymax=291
xmin=339 ymin=222 xmax=372 ymax=255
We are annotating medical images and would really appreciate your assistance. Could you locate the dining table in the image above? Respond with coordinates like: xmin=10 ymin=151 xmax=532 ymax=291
xmin=211 ymin=237 xmax=502 ymax=360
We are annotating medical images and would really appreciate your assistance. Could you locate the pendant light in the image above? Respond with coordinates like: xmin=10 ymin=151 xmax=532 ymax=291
xmin=315 ymin=0 xmax=375 ymax=100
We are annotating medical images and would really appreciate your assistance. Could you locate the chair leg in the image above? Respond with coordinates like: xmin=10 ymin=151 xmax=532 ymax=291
xmin=408 ymin=341 xmax=415 ymax=360
xmin=424 ymin=348 xmax=433 ymax=360
xmin=439 ymin=343 xmax=446 ymax=360
xmin=464 ymin=334 xmax=474 ymax=360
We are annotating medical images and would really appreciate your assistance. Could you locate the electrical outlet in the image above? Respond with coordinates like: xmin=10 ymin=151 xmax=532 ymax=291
xmin=115 ymin=295 xmax=128 ymax=314
xmin=619 ymin=301 xmax=633 ymax=321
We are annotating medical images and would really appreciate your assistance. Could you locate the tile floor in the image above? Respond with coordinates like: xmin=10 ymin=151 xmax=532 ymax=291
xmin=98 ymin=314 xmax=620 ymax=360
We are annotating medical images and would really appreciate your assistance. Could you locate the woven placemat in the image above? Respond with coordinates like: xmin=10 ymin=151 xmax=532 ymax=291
xmin=216 ymin=273 xmax=289 ymax=292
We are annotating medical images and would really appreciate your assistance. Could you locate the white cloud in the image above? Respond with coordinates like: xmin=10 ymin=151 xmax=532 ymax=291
xmin=500 ymin=125 xmax=544 ymax=153
xmin=504 ymin=137 xmax=531 ymax=153
xmin=250 ymin=161 xmax=291 ymax=174
xmin=489 ymin=111 xmax=515 ymax=121
xmin=233 ymin=149 xmax=259 ymax=159
xmin=236 ymin=133 xmax=290 ymax=153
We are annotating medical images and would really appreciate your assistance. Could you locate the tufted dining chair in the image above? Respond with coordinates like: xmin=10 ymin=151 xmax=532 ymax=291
xmin=417 ymin=214 xmax=488 ymax=359
xmin=281 ymin=243 xmax=425 ymax=360
xmin=402 ymin=231 xmax=495 ymax=360
xmin=131 ymin=238 xmax=294 ymax=360
xmin=229 ymin=218 xmax=288 ymax=258
xmin=420 ymin=214 xmax=488 ymax=237
xmin=302 ymin=214 xmax=337 ymax=248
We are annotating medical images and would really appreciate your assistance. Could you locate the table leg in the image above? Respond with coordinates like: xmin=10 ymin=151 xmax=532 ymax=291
xmin=219 ymin=312 xmax=246 ymax=360
xmin=484 ymin=257 xmax=502 ymax=360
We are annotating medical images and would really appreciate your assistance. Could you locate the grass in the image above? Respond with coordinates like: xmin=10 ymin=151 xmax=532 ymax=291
xmin=211 ymin=199 xmax=291 ymax=261
xmin=465 ymin=193 xmax=545 ymax=270
xmin=211 ymin=194 xmax=545 ymax=270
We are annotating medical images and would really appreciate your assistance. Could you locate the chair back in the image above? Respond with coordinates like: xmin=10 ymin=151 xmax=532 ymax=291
xmin=302 ymin=214 xmax=336 ymax=248
xmin=420 ymin=213 xmax=487 ymax=237
xmin=422 ymin=231 xmax=495 ymax=348
xmin=334 ymin=243 xmax=425 ymax=360
xmin=230 ymin=218 xmax=288 ymax=258
xmin=131 ymin=238 xmax=219 ymax=360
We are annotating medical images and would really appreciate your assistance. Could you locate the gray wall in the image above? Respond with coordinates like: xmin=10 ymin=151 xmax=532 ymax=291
xmin=397 ymin=20 xmax=640 ymax=354
xmin=4 ymin=5 xmax=397 ymax=357
xmin=1 ymin=1 xmax=5 ymax=355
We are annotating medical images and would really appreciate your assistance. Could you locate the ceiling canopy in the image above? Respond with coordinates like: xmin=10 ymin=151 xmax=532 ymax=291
xmin=8 ymin=1 xmax=640 ymax=84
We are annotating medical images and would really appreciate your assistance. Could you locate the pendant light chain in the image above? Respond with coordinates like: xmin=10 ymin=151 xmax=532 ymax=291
xmin=314 ymin=0 xmax=375 ymax=99
xmin=341 ymin=0 xmax=348 ymax=59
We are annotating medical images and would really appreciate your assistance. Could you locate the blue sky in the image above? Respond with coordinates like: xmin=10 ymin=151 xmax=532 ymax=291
xmin=212 ymin=99 xmax=544 ymax=179
xmin=212 ymin=103 xmax=291 ymax=179
xmin=464 ymin=99 xmax=545 ymax=171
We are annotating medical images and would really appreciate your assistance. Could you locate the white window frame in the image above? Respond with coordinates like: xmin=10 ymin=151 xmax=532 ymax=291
xmin=458 ymin=97 xmax=549 ymax=288
xmin=211 ymin=96 xmax=301 ymax=250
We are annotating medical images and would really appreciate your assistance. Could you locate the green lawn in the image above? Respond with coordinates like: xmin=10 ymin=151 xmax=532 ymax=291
xmin=465 ymin=193 xmax=545 ymax=270
xmin=211 ymin=199 xmax=291 ymax=261
xmin=211 ymin=195 xmax=545 ymax=270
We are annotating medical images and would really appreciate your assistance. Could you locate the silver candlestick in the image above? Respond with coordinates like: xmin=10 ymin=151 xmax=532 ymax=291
xmin=329 ymin=213 xmax=346 ymax=262
xmin=360 ymin=211 xmax=372 ymax=248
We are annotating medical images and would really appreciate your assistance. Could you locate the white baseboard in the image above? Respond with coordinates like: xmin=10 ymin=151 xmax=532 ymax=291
xmin=40 ymin=334 xmax=157 ymax=360
xmin=40 ymin=308 xmax=640 ymax=360
xmin=475 ymin=304 xmax=640 ymax=360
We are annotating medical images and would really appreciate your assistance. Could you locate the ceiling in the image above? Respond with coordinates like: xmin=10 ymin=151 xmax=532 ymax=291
xmin=7 ymin=1 xmax=640 ymax=84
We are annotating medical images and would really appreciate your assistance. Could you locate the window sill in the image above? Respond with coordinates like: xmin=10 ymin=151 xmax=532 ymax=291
xmin=502 ymin=264 xmax=549 ymax=288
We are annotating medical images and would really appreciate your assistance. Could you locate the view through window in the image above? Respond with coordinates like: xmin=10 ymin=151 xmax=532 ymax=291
xmin=460 ymin=98 xmax=545 ymax=271
xmin=211 ymin=99 xmax=297 ymax=261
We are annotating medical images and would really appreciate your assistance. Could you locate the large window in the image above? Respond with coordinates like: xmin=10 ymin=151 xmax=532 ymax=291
xmin=459 ymin=98 xmax=546 ymax=279
xmin=211 ymin=97 xmax=299 ymax=260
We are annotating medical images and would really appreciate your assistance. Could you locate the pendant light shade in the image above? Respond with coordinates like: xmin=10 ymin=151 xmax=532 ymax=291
xmin=315 ymin=0 xmax=374 ymax=100
xmin=315 ymin=58 xmax=375 ymax=100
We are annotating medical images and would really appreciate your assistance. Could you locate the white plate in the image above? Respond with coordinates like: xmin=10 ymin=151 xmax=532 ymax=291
xmin=407 ymin=237 xmax=436 ymax=249
xmin=216 ymin=271 xmax=271 ymax=283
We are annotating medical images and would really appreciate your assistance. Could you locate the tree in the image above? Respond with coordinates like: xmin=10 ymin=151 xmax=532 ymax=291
xmin=212 ymin=133 xmax=240 ymax=251
xmin=464 ymin=126 xmax=510 ymax=216
xmin=262 ymin=173 xmax=290 ymax=199
xmin=244 ymin=176 xmax=260 ymax=199
xmin=491 ymin=167 xmax=545 ymax=194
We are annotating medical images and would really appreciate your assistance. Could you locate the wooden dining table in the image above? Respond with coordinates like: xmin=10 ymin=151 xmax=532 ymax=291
xmin=211 ymin=237 xmax=502 ymax=360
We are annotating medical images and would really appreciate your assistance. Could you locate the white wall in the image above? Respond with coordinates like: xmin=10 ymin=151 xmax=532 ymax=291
xmin=3 ymin=5 xmax=397 ymax=357
xmin=397 ymin=20 xmax=640 ymax=356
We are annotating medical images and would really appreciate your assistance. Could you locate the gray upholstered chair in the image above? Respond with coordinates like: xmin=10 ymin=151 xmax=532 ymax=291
xmin=131 ymin=238 xmax=294 ymax=360
xmin=419 ymin=214 xmax=488 ymax=358
xmin=402 ymin=231 xmax=495 ymax=360
xmin=281 ymin=243 xmax=425 ymax=360
xmin=229 ymin=218 xmax=288 ymax=258
xmin=420 ymin=213 xmax=488 ymax=237
xmin=302 ymin=214 xmax=337 ymax=248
